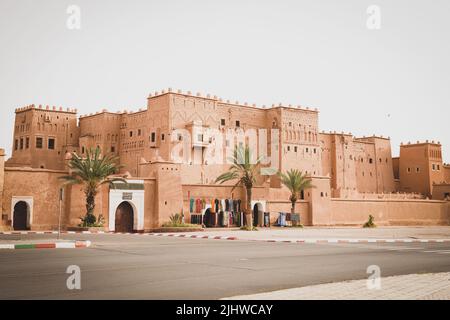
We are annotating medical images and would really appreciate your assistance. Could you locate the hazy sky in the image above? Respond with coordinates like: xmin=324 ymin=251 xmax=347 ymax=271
xmin=0 ymin=0 xmax=449 ymax=161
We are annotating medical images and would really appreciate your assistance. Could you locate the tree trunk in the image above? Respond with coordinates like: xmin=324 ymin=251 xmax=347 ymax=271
xmin=84 ymin=186 xmax=98 ymax=226
xmin=245 ymin=187 xmax=253 ymax=229
xmin=85 ymin=187 xmax=96 ymax=216
xmin=291 ymin=194 xmax=297 ymax=226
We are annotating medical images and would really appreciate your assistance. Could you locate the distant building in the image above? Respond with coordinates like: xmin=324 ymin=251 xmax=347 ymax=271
xmin=1 ymin=89 xmax=449 ymax=231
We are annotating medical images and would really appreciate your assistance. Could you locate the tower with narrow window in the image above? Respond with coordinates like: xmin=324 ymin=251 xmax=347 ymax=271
xmin=6 ymin=105 xmax=79 ymax=170
xmin=397 ymin=141 xmax=444 ymax=197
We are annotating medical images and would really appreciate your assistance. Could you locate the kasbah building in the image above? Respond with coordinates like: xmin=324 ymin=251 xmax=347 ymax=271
xmin=0 ymin=88 xmax=449 ymax=232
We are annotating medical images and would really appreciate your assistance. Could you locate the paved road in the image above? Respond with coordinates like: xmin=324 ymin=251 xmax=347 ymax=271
xmin=1 ymin=234 xmax=450 ymax=299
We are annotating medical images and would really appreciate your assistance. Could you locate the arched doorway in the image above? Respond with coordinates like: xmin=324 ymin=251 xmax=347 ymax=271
xmin=13 ymin=201 xmax=29 ymax=230
xmin=115 ymin=202 xmax=134 ymax=233
xmin=253 ymin=203 xmax=263 ymax=227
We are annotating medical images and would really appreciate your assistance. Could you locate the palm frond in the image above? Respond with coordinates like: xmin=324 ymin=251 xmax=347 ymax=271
xmin=279 ymin=169 xmax=315 ymax=197
xmin=60 ymin=147 xmax=123 ymax=188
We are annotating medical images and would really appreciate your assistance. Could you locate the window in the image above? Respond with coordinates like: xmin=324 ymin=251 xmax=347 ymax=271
xmin=161 ymin=134 xmax=165 ymax=141
xmin=287 ymin=146 xmax=290 ymax=151
xmin=20 ymin=138 xmax=24 ymax=150
xmin=407 ymin=167 xmax=411 ymax=173
xmin=416 ymin=167 xmax=420 ymax=173
xmin=14 ymin=139 xmax=18 ymax=151
xmin=432 ymin=164 xmax=436 ymax=170
xmin=369 ymin=158 xmax=373 ymax=164
xmin=138 ymin=129 xmax=141 ymax=136
xmin=221 ymin=119 xmax=225 ymax=126
xmin=36 ymin=137 xmax=43 ymax=149
xmin=294 ymin=146 xmax=298 ymax=152
xmin=235 ymin=120 xmax=240 ymax=127
xmin=151 ymin=132 xmax=156 ymax=143
xmin=129 ymin=131 xmax=133 ymax=138
xmin=306 ymin=148 xmax=309 ymax=153
xmin=111 ymin=146 xmax=115 ymax=153
xmin=26 ymin=137 xmax=30 ymax=149
xmin=437 ymin=165 xmax=440 ymax=171
xmin=313 ymin=148 xmax=316 ymax=154
xmin=177 ymin=133 xmax=183 ymax=141
xmin=48 ymin=138 xmax=55 ymax=150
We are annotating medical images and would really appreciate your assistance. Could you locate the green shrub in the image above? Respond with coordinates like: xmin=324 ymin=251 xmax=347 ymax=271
xmin=363 ymin=215 xmax=376 ymax=228
xmin=162 ymin=213 xmax=198 ymax=228
xmin=169 ymin=213 xmax=183 ymax=225
xmin=79 ymin=213 xmax=105 ymax=227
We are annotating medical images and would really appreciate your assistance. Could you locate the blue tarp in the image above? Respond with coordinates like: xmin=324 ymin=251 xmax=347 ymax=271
xmin=277 ymin=212 xmax=287 ymax=227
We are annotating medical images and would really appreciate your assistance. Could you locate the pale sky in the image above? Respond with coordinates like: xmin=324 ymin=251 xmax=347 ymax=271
xmin=0 ymin=0 xmax=449 ymax=162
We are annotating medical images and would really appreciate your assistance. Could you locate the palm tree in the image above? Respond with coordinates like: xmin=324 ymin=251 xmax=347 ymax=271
xmin=215 ymin=146 xmax=276 ymax=229
xmin=60 ymin=148 xmax=126 ymax=227
xmin=279 ymin=169 xmax=314 ymax=216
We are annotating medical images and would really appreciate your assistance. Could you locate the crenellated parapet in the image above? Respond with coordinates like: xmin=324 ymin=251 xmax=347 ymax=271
xmin=146 ymin=87 xmax=319 ymax=113
xmin=15 ymin=104 xmax=77 ymax=114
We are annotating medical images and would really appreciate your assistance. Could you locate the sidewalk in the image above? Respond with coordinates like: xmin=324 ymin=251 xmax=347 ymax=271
xmin=2 ymin=226 xmax=450 ymax=243
xmin=222 ymin=272 xmax=450 ymax=300
xmin=182 ymin=226 xmax=450 ymax=242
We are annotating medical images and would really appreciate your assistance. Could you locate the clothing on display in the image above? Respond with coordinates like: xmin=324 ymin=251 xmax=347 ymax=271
xmin=188 ymin=196 xmax=244 ymax=228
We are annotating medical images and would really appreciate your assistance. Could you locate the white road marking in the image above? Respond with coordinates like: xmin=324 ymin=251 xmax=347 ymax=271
xmin=423 ymin=250 xmax=450 ymax=254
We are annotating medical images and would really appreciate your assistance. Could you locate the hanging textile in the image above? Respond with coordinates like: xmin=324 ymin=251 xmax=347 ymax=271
xmin=229 ymin=199 xmax=234 ymax=212
xmin=189 ymin=198 xmax=195 ymax=213
xmin=215 ymin=199 xmax=220 ymax=213
xmin=196 ymin=199 xmax=202 ymax=213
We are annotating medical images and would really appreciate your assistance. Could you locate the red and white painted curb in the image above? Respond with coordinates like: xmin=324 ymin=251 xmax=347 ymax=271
xmin=147 ymin=233 xmax=239 ymax=241
xmin=0 ymin=231 xmax=103 ymax=235
xmin=144 ymin=234 xmax=450 ymax=244
xmin=247 ymin=238 xmax=450 ymax=244
xmin=0 ymin=240 xmax=91 ymax=250
xmin=1 ymin=230 xmax=450 ymax=244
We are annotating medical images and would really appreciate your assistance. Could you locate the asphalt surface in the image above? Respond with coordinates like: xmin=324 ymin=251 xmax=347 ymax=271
xmin=1 ymin=234 xmax=450 ymax=299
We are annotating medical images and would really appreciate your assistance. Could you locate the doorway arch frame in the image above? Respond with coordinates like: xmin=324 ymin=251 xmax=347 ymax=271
xmin=108 ymin=180 xmax=145 ymax=232
xmin=11 ymin=196 xmax=33 ymax=229
xmin=114 ymin=200 xmax=137 ymax=233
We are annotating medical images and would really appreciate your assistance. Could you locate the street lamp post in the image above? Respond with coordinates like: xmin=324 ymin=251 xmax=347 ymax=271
xmin=58 ymin=187 xmax=64 ymax=240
